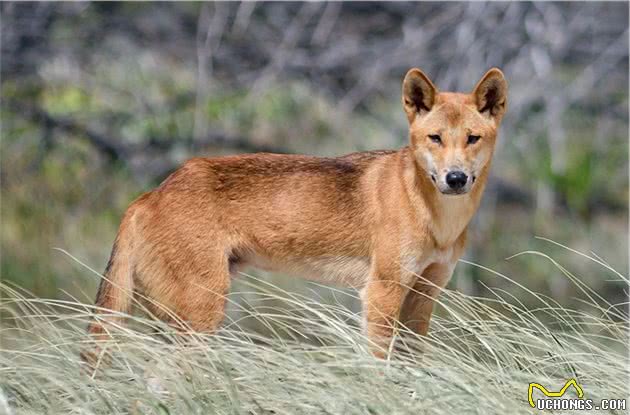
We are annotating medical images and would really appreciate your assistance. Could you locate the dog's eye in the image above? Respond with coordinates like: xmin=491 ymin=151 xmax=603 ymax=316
xmin=467 ymin=135 xmax=481 ymax=145
xmin=428 ymin=134 xmax=442 ymax=144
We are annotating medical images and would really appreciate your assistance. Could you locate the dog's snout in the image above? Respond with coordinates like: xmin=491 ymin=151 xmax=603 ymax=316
xmin=446 ymin=171 xmax=468 ymax=190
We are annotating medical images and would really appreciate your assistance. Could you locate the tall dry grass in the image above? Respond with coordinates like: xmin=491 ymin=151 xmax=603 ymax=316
xmin=1 ymin=241 xmax=628 ymax=414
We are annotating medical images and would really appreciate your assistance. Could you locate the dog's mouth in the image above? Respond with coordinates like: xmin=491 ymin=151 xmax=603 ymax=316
xmin=430 ymin=172 xmax=477 ymax=195
xmin=440 ymin=188 xmax=469 ymax=196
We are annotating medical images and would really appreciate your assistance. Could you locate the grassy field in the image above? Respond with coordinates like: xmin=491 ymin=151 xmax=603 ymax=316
xmin=1 ymin=243 xmax=628 ymax=415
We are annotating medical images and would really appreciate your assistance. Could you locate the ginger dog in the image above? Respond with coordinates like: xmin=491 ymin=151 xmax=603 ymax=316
xmin=85 ymin=68 xmax=507 ymax=359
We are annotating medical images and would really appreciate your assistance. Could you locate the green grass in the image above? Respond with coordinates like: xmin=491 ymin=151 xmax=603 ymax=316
xmin=1 ymin=244 xmax=628 ymax=414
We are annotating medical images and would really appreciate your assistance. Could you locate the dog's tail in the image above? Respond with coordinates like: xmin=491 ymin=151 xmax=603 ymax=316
xmin=82 ymin=216 xmax=135 ymax=365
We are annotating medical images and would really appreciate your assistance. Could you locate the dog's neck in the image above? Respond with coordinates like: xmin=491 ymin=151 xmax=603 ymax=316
xmin=402 ymin=147 xmax=491 ymax=248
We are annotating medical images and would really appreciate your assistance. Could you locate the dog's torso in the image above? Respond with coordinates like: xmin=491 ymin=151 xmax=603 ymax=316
xmin=136 ymin=148 xmax=477 ymax=289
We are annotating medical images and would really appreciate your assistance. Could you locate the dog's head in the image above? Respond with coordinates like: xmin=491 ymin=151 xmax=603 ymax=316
xmin=402 ymin=68 xmax=507 ymax=195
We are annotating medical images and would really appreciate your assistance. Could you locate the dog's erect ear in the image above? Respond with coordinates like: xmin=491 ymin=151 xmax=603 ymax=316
xmin=472 ymin=68 xmax=508 ymax=120
xmin=402 ymin=68 xmax=437 ymax=123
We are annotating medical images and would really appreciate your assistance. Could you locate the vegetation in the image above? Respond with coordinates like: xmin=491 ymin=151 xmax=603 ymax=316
xmin=0 ymin=4 xmax=628 ymax=413
xmin=2 ymin=3 xmax=627 ymax=309
xmin=1 ymin=244 xmax=627 ymax=414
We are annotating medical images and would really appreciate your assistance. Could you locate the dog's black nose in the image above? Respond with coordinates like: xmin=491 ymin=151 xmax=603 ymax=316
xmin=446 ymin=171 xmax=468 ymax=190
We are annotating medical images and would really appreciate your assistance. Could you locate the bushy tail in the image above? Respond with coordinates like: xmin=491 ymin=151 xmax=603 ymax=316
xmin=82 ymin=222 xmax=134 ymax=366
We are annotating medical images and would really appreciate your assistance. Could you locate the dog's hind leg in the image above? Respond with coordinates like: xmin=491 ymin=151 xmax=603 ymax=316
xmin=172 ymin=263 xmax=231 ymax=335
xmin=133 ymin=234 xmax=233 ymax=335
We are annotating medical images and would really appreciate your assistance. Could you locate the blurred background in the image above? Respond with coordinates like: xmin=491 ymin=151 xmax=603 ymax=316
xmin=1 ymin=2 xmax=628 ymax=316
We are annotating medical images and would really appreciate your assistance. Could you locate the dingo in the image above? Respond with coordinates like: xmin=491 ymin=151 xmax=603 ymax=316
xmin=85 ymin=68 xmax=507 ymax=360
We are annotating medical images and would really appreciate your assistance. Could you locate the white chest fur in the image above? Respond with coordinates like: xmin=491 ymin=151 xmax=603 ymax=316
xmin=431 ymin=193 xmax=475 ymax=247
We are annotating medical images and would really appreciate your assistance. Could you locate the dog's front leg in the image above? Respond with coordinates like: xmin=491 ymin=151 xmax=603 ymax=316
xmin=361 ymin=260 xmax=411 ymax=359
xmin=400 ymin=262 xmax=455 ymax=336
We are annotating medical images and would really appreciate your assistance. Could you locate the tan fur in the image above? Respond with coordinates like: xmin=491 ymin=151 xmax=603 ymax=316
xmin=85 ymin=68 xmax=508 ymax=361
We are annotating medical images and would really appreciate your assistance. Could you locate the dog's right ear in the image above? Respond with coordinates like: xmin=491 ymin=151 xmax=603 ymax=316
xmin=402 ymin=68 xmax=437 ymax=123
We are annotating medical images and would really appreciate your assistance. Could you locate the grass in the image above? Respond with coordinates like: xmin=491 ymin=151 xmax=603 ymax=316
xmin=1 ymin=243 xmax=628 ymax=415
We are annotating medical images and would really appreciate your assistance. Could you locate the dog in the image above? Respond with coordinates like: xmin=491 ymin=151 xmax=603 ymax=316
xmin=85 ymin=67 xmax=507 ymax=360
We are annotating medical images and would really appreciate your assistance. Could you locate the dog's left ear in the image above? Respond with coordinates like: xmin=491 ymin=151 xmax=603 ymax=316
xmin=472 ymin=68 xmax=508 ymax=120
